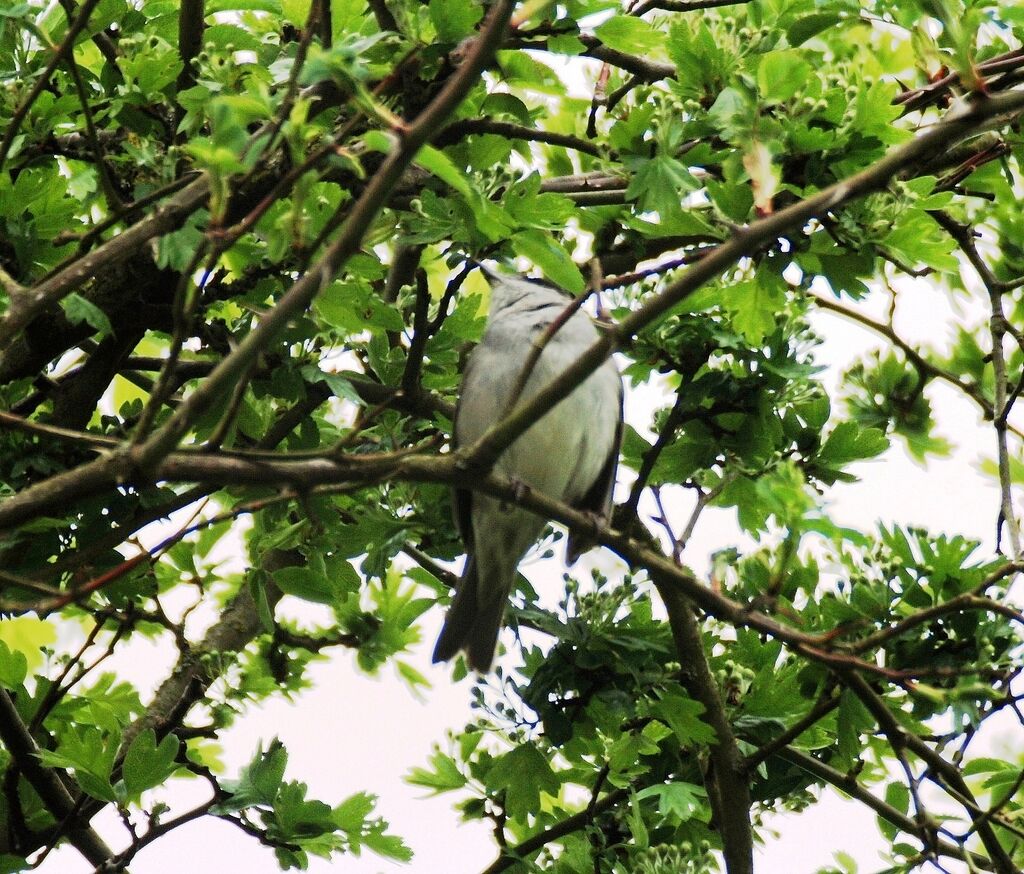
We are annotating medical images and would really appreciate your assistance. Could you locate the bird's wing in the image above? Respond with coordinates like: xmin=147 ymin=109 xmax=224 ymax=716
xmin=451 ymin=352 xmax=477 ymax=548
xmin=566 ymin=374 xmax=623 ymax=563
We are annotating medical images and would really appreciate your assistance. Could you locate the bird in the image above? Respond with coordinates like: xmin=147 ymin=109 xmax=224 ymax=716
xmin=432 ymin=266 xmax=623 ymax=672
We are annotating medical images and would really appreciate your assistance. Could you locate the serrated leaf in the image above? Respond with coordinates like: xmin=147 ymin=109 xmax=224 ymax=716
xmin=651 ymin=688 xmax=717 ymax=746
xmin=879 ymin=781 xmax=910 ymax=840
xmin=122 ymin=729 xmax=180 ymax=799
xmin=486 ymin=743 xmax=561 ymax=820
xmin=214 ymin=739 xmax=287 ymax=813
xmin=635 ymin=781 xmax=707 ymax=822
xmin=726 ymin=278 xmax=784 ymax=344
xmin=407 ymin=749 xmax=466 ymax=794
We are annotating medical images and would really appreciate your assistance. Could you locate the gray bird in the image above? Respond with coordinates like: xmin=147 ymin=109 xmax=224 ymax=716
xmin=432 ymin=267 xmax=623 ymax=672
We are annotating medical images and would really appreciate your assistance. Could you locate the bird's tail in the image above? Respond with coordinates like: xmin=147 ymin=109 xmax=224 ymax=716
xmin=432 ymin=557 xmax=507 ymax=672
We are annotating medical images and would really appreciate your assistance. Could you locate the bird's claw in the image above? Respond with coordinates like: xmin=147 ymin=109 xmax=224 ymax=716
xmin=500 ymin=477 xmax=530 ymax=510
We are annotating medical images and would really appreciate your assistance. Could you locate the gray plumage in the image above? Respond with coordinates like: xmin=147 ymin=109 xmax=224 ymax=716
xmin=432 ymin=268 xmax=623 ymax=672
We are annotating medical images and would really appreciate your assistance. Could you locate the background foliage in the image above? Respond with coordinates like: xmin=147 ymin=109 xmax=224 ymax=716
xmin=0 ymin=0 xmax=1023 ymax=871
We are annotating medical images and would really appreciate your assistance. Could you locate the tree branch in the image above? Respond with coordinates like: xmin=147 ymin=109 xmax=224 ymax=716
xmin=480 ymin=787 xmax=628 ymax=873
xmin=130 ymin=0 xmax=514 ymax=472
xmin=656 ymin=583 xmax=753 ymax=874
xmin=0 ymin=689 xmax=115 ymax=867
xmin=434 ymin=119 xmax=603 ymax=157
xmin=841 ymin=670 xmax=1018 ymax=873
xmin=779 ymin=746 xmax=995 ymax=872
xmin=808 ymin=290 xmax=1024 ymax=440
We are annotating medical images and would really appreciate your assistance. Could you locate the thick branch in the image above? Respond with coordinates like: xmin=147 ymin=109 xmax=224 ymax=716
xmin=175 ymin=0 xmax=205 ymax=95
xmin=0 ymin=689 xmax=114 ymax=866
xmin=656 ymin=583 xmax=752 ymax=874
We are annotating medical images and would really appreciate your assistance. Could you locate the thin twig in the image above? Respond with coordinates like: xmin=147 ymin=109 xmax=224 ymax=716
xmin=630 ymin=0 xmax=750 ymax=13
xmin=434 ymin=119 xmax=603 ymax=157
xmin=809 ymin=290 xmax=1024 ymax=441
xmin=842 ymin=670 xmax=1018 ymax=872
xmin=481 ymin=788 xmax=628 ymax=873
xmin=745 ymin=690 xmax=841 ymax=770
xmin=779 ymin=747 xmax=993 ymax=871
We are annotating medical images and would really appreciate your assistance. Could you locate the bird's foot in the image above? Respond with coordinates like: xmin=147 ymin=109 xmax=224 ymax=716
xmin=500 ymin=477 xmax=530 ymax=510
xmin=579 ymin=509 xmax=607 ymax=540
xmin=566 ymin=511 xmax=607 ymax=565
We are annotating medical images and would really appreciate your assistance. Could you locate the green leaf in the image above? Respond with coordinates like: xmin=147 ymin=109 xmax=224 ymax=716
xmin=626 ymin=789 xmax=650 ymax=847
xmin=479 ymin=93 xmax=532 ymax=124
xmin=0 ymin=618 xmax=56 ymax=673
xmin=315 ymin=280 xmax=406 ymax=333
xmin=333 ymin=792 xmax=412 ymax=861
xmin=273 ymin=566 xmax=338 ymax=605
xmin=215 ymin=739 xmax=288 ymax=813
xmin=879 ymin=781 xmax=910 ymax=840
xmin=122 ymin=729 xmax=181 ymax=800
xmin=625 ymin=154 xmax=699 ymax=220
xmin=206 ymin=0 xmax=282 ymax=11
xmin=429 ymin=0 xmax=482 ymax=42
xmin=60 ymin=293 xmax=113 ymax=337
xmin=962 ymin=757 xmax=1016 ymax=776
xmin=511 ymin=229 xmax=586 ymax=294
xmin=650 ymin=688 xmax=717 ymax=746
xmin=413 ymin=146 xmax=510 ymax=241
xmin=787 ymin=13 xmax=843 ymax=46
xmin=595 ymin=16 xmax=666 ymax=55
xmin=0 ymin=641 xmax=26 ymax=690
xmin=635 ymin=781 xmax=707 ymax=822
xmin=726 ymin=278 xmax=785 ymax=344
xmin=406 ymin=749 xmax=466 ymax=794
xmin=486 ymin=743 xmax=561 ymax=820
xmin=281 ymin=0 xmax=309 ymax=26
xmin=757 ymin=51 xmax=811 ymax=103
xmin=819 ymin=422 xmax=889 ymax=467
xmin=38 ymin=728 xmax=116 ymax=803
xmin=836 ymin=690 xmax=872 ymax=768
xmin=504 ymin=174 xmax=576 ymax=229
xmin=414 ymin=145 xmax=473 ymax=199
